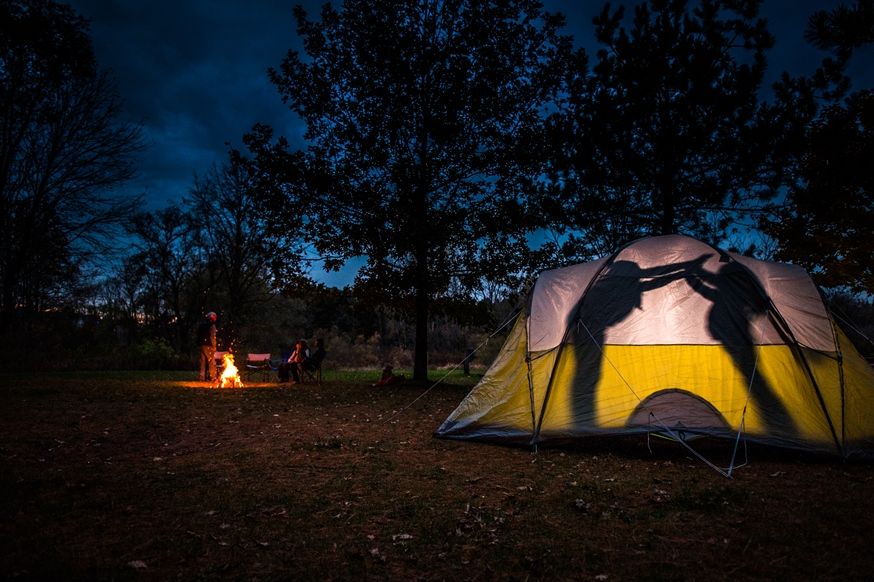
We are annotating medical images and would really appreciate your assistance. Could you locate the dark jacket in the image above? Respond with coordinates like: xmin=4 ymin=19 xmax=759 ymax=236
xmin=197 ymin=321 xmax=216 ymax=348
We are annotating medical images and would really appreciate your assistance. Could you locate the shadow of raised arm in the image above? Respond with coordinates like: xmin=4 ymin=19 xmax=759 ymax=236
xmin=638 ymin=253 xmax=712 ymax=293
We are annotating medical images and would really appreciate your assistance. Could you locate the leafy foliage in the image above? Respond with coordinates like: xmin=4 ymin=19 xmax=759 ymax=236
xmin=805 ymin=0 xmax=874 ymax=63
xmin=4 ymin=0 xmax=873 ymax=369
xmin=543 ymin=0 xmax=779 ymax=259
xmin=188 ymin=157 xmax=310 ymax=348
xmin=257 ymin=0 xmax=573 ymax=379
xmin=762 ymin=1 xmax=874 ymax=293
xmin=764 ymin=92 xmax=873 ymax=292
xmin=0 ymin=0 xmax=141 ymax=328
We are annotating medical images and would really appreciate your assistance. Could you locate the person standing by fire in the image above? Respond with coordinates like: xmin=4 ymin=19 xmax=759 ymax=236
xmin=197 ymin=311 xmax=218 ymax=381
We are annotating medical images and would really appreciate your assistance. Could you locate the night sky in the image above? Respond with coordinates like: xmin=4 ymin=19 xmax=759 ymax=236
xmin=64 ymin=0 xmax=871 ymax=283
xmin=69 ymin=0 xmax=862 ymax=208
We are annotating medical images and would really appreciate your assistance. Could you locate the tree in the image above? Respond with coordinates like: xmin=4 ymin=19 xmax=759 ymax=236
xmin=188 ymin=154 xmax=309 ymax=349
xmin=260 ymin=0 xmax=572 ymax=380
xmin=126 ymin=204 xmax=207 ymax=351
xmin=543 ymin=0 xmax=778 ymax=259
xmin=99 ymin=254 xmax=147 ymax=346
xmin=0 ymin=0 xmax=142 ymax=329
xmin=805 ymin=0 xmax=874 ymax=64
xmin=762 ymin=1 xmax=873 ymax=293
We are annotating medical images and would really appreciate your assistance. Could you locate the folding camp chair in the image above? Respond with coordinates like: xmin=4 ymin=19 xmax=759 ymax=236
xmin=300 ymin=362 xmax=322 ymax=384
xmin=244 ymin=353 xmax=272 ymax=382
xmin=300 ymin=348 xmax=325 ymax=385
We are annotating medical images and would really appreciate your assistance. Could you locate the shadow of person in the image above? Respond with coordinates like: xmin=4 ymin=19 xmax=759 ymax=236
xmin=567 ymin=255 xmax=710 ymax=430
xmin=685 ymin=260 xmax=798 ymax=436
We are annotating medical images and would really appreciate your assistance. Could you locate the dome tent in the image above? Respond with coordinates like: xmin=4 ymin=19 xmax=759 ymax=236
xmin=436 ymin=235 xmax=874 ymax=462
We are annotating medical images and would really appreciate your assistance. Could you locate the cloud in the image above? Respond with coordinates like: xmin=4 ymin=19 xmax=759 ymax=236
xmin=68 ymin=0 xmax=313 ymax=207
xmin=67 ymin=0 xmax=872 ymax=212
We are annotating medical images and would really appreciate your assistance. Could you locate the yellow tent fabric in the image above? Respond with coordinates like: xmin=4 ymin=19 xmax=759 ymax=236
xmin=437 ymin=235 xmax=874 ymax=458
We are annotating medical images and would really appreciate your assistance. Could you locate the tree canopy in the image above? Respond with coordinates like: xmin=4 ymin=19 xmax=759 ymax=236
xmin=3 ymin=0 xmax=873 ymax=372
xmin=762 ymin=0 xmax=874 ymax=293
xmin=188 ymin=154 xmax=310 ymax=349
xmin=542 ymin=0 xmax=779 ymax=260
xmin=255 ymin=0 xmax=574 ymax=380
xmin=0 ymin=0 xmax=141 ymax=329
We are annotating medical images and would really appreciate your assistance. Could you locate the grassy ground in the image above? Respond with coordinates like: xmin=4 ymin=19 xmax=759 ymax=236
xmin=1 ymin=370 xmax=873 ymax=580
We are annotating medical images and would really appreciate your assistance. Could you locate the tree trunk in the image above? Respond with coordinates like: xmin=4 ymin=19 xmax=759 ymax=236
xmin=413 ymin=239 xmax=429 ymax=382
xmin=655 ymin=129 xmax=677 ymax=235
xmin=657 ymin=133 xmax=677 ymax=235
xmin=659 ymin=188 xmax=676 ymax=235
xmin=0 ymin=265 xmax=18 ymax=332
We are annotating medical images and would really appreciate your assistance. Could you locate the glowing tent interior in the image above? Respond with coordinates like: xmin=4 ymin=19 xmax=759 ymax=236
xmin=436 ymin=235 xmax=874 ymax=462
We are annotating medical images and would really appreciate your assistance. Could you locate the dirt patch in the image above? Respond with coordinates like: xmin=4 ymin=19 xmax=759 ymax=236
xmin=1 ymin=373 xmax=872 ymax=580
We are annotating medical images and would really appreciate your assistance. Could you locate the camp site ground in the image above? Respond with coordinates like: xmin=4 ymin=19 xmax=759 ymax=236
xmin=2 ymin=370 xmax=873 ymax=580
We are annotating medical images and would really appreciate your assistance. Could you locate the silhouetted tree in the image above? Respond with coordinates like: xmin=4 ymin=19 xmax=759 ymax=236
xmin=762 ymin=1 xmax=873 ymax=293
xmin=805 ymin=0 xmax=874 ymax=64
xmin=126 ymin=204 xmax=207 ymax=351
xmin=260 ymin=0 xmax=573 ymax=380
xmin=544 ymin=0 xmax=778 ymax=258
xmin=188 ymin=155 xmax=309 ymax=348
xmin=0 ymin=0 xmax=141 ymax=329
xmin=99 ymin=254 xmax=147 ymax=346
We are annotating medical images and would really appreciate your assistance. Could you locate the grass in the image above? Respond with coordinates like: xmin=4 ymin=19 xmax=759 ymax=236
xmin=1 ymin=370 xmax=873 ymax=580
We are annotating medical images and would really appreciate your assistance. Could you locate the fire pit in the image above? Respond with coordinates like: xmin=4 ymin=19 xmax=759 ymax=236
xmin=216 ymin=353 xmax=244 ymax=388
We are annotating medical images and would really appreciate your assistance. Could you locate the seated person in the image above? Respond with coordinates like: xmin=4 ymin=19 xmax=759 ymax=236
xmin=303 ymin=338 xmax=326 ymax=376
xmin=372 ymin=364 xmax=404 ymax=387
xmin=289 ymin=340 xmax=310 ymax=383
xmin=278 ymin=340 xmax=310 ymax=383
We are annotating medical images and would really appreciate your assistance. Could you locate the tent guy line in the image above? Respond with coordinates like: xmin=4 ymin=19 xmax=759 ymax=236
xmin=436 ymin=234 xmax=874 ymax=471
xmin=382 ymin=306 xmax=523 ymax=424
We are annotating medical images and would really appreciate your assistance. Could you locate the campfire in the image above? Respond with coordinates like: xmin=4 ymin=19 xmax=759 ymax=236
xmin=217 ymin=353 xmax=244 ymax=388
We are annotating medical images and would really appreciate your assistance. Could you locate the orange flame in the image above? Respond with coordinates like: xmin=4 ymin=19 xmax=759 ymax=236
xmin=218 ymin=353 xmax=244 ymax=388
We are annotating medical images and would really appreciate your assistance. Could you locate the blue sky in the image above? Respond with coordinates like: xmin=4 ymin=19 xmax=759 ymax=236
xmin=65 ymin=0 xmax=872 ymax=286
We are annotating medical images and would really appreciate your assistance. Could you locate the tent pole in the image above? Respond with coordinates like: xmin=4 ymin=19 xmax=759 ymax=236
xmin=523 ymin=298 xmax=539 ymax=444
xmin=831 ymin=321 xmax=847 ymax=457
xmin=700 ymin=242 xmax=843 ymax=456
xmin=530 ymin=246 xmax=629 ymax=446
xmin=822 ymin=293 xmax=850 ymax=457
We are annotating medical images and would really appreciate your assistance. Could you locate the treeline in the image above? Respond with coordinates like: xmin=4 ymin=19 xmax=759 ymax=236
xmin=0 ymin=281 xmax=515 ymax=371
xmin=1 ymin=0 xmax=873 ymax=372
